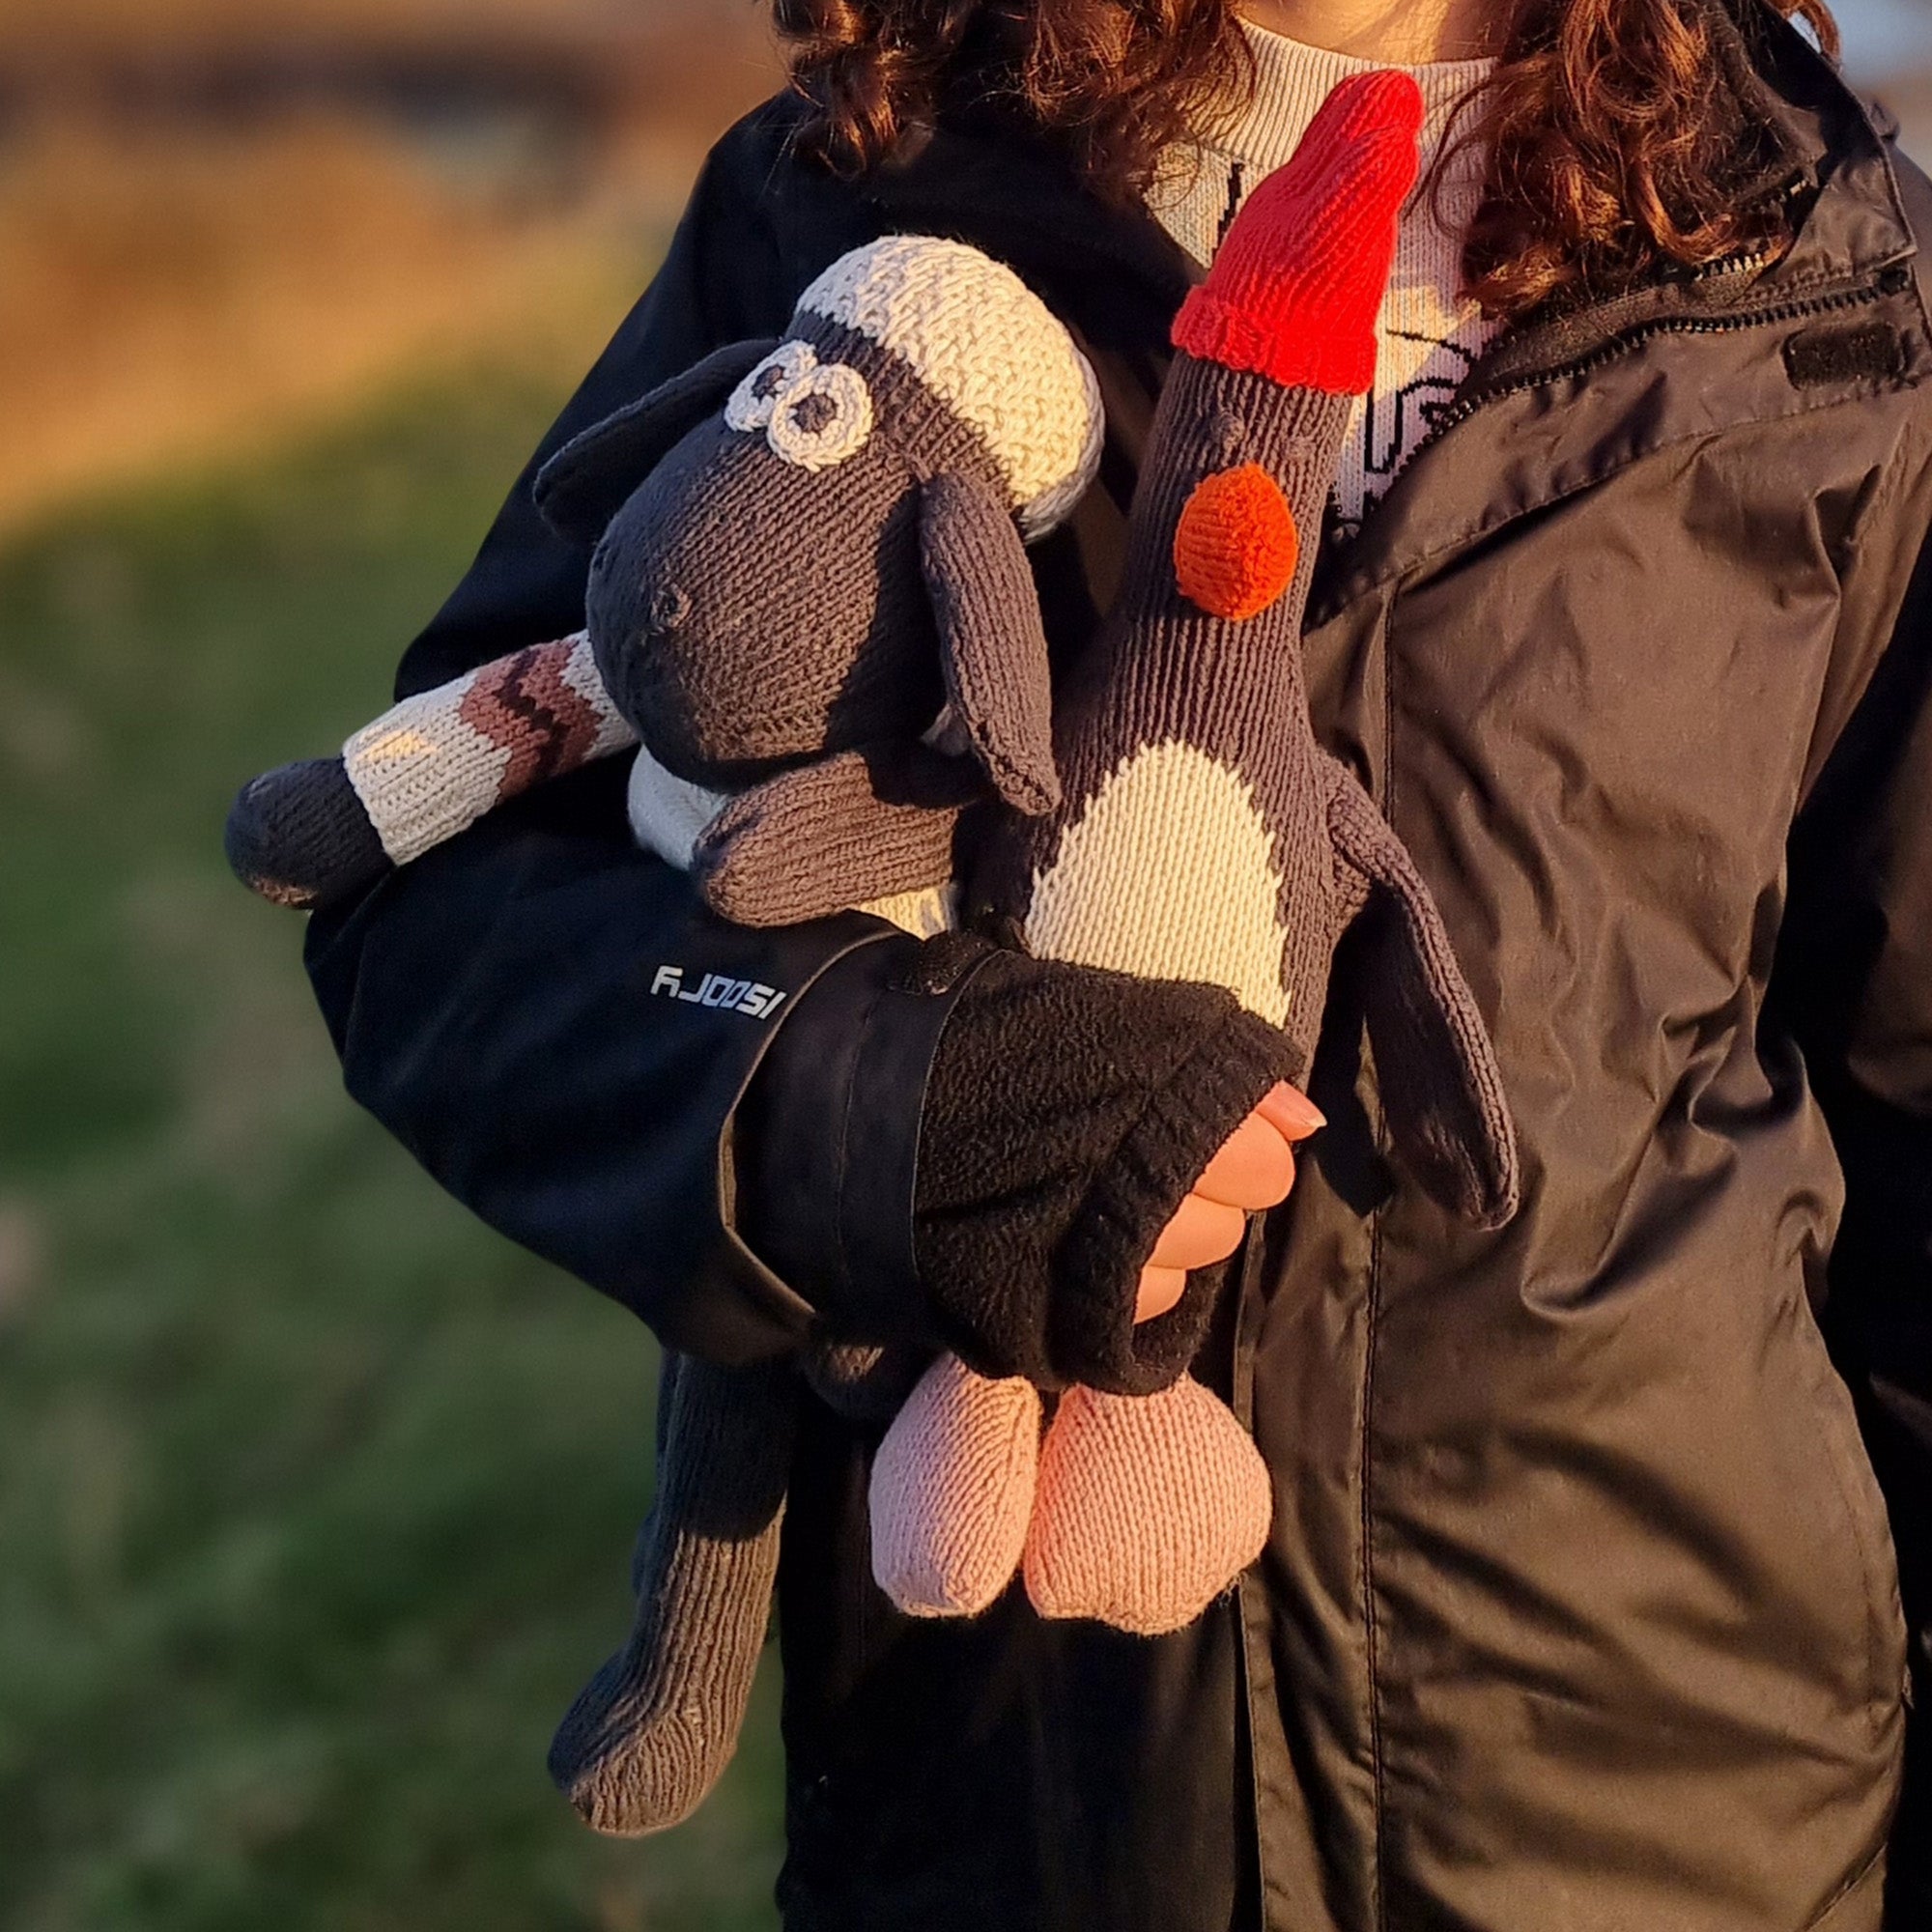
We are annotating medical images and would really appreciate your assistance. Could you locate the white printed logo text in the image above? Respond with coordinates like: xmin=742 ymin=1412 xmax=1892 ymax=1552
xmin=651 ymin=965 xmax=788 ymax=1020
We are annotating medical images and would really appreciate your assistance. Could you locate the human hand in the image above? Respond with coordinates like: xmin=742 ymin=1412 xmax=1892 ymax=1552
xmin=909 ymin=942 xmax=1301 ymax=1394
xmin=1134 ymin=1083 xmax=1324 ymax=1321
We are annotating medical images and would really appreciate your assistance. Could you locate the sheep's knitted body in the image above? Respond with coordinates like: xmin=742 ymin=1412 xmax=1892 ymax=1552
xmin=227 ymin=233 xmax=1099 ymax=926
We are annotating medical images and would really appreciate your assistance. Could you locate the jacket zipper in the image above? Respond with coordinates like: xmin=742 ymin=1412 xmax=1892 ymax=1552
xmin=1412 ymin=269 xmax=1898 ymax=460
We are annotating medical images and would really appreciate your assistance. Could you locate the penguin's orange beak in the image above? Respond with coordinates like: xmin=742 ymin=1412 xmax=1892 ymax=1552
xmin=1173 ymin=464 xmax=1300 ymax=621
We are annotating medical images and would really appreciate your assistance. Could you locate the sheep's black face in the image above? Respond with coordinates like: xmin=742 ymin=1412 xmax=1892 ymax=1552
xmin=584 ymin=397 xmax=944 ymax=792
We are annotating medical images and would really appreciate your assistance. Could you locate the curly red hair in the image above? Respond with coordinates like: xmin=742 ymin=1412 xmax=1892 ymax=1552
xmin=774 ymin=0 xmax=1838 ymax=319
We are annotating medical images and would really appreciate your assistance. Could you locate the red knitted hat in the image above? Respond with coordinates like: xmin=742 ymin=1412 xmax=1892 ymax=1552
xmin=1172 ymin=70 xmax=1424 ymax=396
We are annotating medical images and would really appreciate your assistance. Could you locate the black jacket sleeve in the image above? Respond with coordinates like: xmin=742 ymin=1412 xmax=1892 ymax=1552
xmin=303 ymin=109 xmax=945 ymax=1366
xmin=1776 ymin=502 xmax=1932 ymax=1919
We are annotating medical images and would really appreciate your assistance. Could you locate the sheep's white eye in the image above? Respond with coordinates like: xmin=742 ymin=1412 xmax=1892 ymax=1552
xmin=765 ymin=361 xmax=873 ymax=472
xmin=724 ymin=342 xmax=818 ymax=433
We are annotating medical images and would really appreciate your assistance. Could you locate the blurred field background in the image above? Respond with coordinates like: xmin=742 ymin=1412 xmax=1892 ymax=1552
xmin=1 ymin=1 xmax=1929 ymax=1926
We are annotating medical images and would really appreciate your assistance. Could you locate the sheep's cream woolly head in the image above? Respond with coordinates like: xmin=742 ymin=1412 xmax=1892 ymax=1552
xmin=795 ymin=235 xmax=1103 ymax=541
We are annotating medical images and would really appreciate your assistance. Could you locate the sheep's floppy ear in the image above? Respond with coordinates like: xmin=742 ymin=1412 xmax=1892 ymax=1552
xmin=918 ymin=471 xmax=1060 ymax=816
xmin=534 ymin=337 xmax=780 ymax=546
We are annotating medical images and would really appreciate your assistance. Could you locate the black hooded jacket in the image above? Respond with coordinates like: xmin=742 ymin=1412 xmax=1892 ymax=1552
xmin=306 ymin=5 xmax=1932 ymax=1925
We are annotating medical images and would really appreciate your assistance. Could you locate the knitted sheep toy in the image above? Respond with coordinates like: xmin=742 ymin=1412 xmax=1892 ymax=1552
xmin=225 ymin=232 xmax=1145 ymax=1837
xmin=872 ymin=71 xmax=1519 ymax=1634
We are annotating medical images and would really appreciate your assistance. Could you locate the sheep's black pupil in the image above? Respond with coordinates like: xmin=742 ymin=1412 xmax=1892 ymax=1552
xmin=791 ymin=392 xmax=838 ymax=435
xmin=753 ymin=366 xmax=785 ymax=399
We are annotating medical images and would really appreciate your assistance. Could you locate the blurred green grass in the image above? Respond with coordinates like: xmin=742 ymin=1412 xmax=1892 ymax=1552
xmin=0 ymin=348 xmax=784 ymax=1930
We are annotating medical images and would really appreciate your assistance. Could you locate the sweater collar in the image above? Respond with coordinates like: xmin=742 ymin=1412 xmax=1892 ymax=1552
xmin=1204 ymin=20 xmax=1493 ymax=171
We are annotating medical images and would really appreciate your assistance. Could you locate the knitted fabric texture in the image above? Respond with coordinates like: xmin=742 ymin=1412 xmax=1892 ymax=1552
xmin=971 ymin=71 xmax=1520 ymax=1629
xmin=224 ymin=754 xmax=389 ymax=911
xmin=867 ymin=1354 xmax=1043 ymax=1618
xmin=625 ymin=745 xmax=958 ymax=936
xmin=1172 ymin=462 xmax=1300 ymax=621
xmin=1023 ymin=1379 xmax=1275 ymax=1635
xmin=728 ymin=913 xmax=1291 ymax=1627
xmin=795 ymin=236 xmax=1104 ymax=536
xmin=345 ymin=632 xmax=635 ymax=863
xmin=526 ymin=236 xmax=1101 ymax=926
xmin=1171 ymin=68 xmax=1423 ymax=395
xmin=548 ymin=1352 xmax=794 ymax=1836
xmin=230 ymin=233 xmax=1100 ymax=934
xmin=224 ymin=631 xmax=635 ymax=912
xmin=1151 ymin=24 xmax=1498 ymax=534
xmin=993 ymin=70 xmax=1517 ymax=1194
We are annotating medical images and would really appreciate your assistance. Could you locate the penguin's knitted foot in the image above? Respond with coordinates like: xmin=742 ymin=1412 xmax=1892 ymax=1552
xmin=549 ymin=1354 xmax=795 ymax=1836
xmin=869 ymin=1353 xmax=1042 ymax=1618
xmin=1022 ymin=1378 xmax=1271 ymax=1634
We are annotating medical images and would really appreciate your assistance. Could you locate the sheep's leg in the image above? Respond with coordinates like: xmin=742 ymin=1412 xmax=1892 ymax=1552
xmin=692 ymin=744 xmax=979 ymax=928
xmin=226 ymin=632 xmax=637 ymax=911
xmin=550 ymin=1352 xmax=795 ymax=1836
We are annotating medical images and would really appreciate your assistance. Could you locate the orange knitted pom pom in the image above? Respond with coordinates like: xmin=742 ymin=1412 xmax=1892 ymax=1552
xmin=1173 ymin=464 xmax=1300 ymax=621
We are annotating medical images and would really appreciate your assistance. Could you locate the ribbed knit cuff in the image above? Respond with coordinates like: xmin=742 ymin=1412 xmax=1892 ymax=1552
xmin=1050 ymin=1004 xmax=1293 ymax=1395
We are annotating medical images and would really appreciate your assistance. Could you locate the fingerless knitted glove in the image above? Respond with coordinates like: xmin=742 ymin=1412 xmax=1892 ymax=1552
xmin=913 ymin=939 xmax=1292 ymax=1394
xmin=737 ymin=930 xmax=1292 ymax=1399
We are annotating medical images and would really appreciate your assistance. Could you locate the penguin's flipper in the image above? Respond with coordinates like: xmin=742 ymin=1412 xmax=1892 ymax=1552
xmin=1328 ymin=775 xmax=1520 ymax=1229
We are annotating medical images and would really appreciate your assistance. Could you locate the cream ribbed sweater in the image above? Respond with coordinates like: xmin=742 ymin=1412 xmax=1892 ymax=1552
xmin=1150 ymin=26 xmax=1495 ymax=535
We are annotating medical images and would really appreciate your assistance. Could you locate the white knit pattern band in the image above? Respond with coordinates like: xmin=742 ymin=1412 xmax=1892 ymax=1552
xmin=796 ymin=235 xmax=1104 ymax=539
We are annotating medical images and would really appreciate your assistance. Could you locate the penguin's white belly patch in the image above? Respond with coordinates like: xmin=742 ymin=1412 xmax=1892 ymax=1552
xmin=1024 ymin=740 xmax=1291 ymax=1026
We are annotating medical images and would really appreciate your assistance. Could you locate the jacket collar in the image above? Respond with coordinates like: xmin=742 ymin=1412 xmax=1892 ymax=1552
xmin=1464 ymin=0 xmax=1914 ymax=388
xmin=842 ymin=0 xmax=1911 ymax=348
xmin=1304 ymin=1 xmax=1927 ymax=617
xmin=833 ymin=0 xmax=1922 ymax=606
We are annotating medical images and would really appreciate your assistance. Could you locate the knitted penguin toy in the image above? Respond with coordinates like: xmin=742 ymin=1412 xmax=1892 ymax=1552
xmin=225 ymin=234 xmax=1116 ymax=1836
xmin=874 ymin=70 xmax=1520 ymax=1634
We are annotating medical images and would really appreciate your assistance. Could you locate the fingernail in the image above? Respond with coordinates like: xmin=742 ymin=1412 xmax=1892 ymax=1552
xmin=1269 ymin=1083 xmax=1326 ymax=1136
